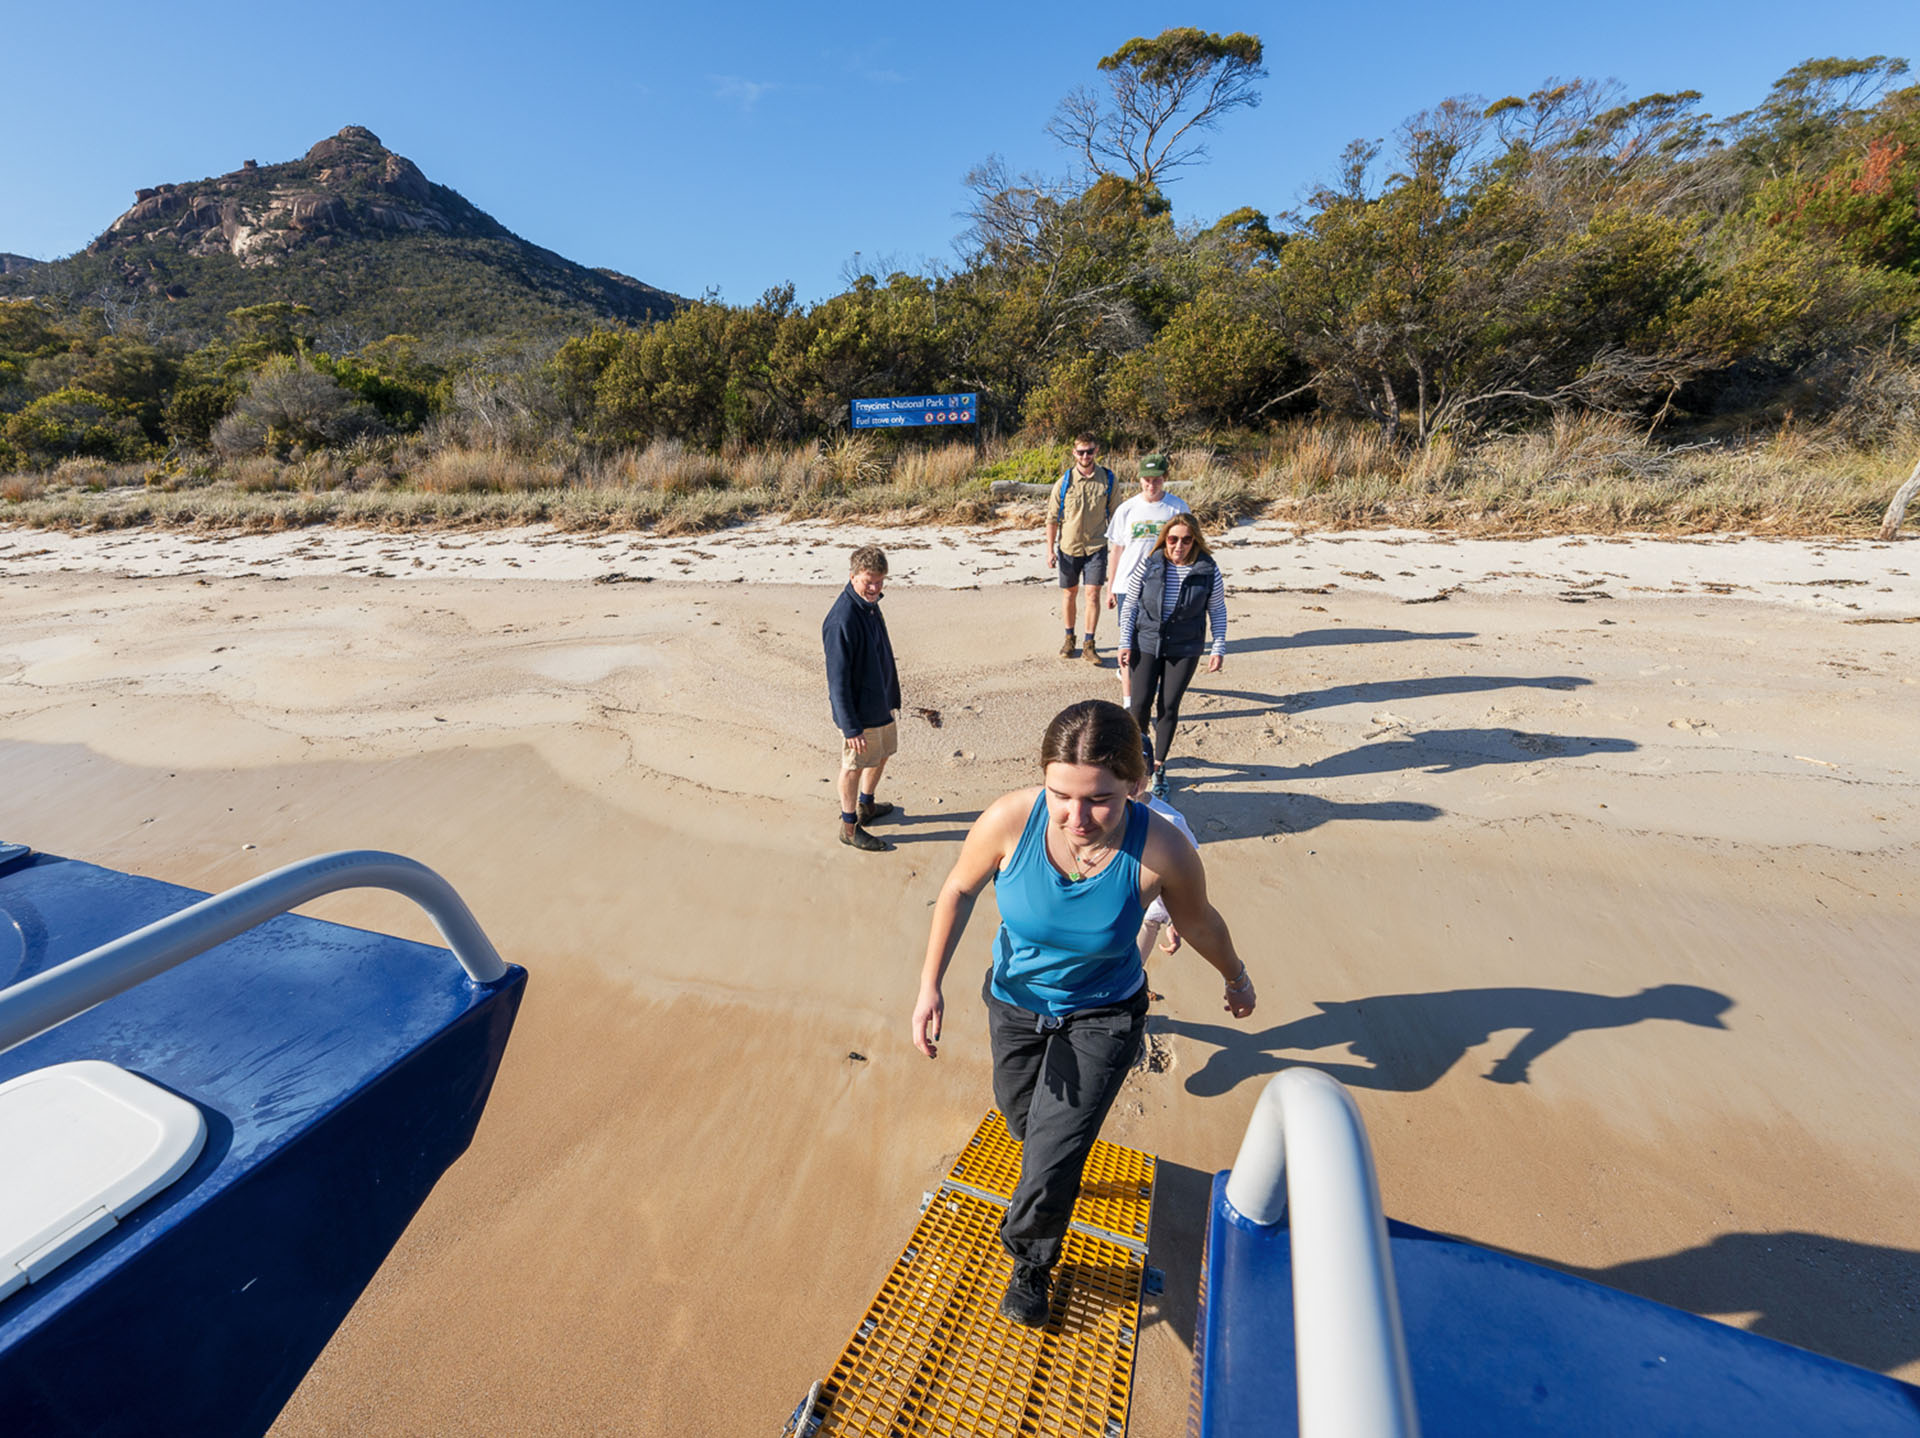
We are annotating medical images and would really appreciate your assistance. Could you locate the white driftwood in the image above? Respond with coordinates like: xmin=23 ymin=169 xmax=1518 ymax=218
xmin=989 ymin=479 xmax=1193 ymax=499
xmin=1880 ymin=453 xmax=1920 ymax=540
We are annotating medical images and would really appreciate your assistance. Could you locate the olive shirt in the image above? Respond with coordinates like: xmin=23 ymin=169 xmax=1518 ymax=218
xmin=1050 ymin=466 xmax=1116 ymax=558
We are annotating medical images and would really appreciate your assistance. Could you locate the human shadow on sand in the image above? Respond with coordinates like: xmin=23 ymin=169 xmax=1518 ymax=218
xmin=1187 ymin=726 xmax=1636 ymax=782
xmin=1136 ymin=1157 xmax=1214 ymax=1349
xmin=1189 ymin=674 xmax=1596 ymax=725
xmin=1173 ymin=785 xmax=1444 ymax=838
xmin=875 ymin=809 xmax=981 ymax=847
xmin=1159 ymin=984 xmax=1733 ymax=1096
xmin=1219 ymin=627 xmax=1475 ymax=655
xmin=1287 ymin=726 xmax=1635 ymax=779
xmin=1511 ymin=1230 xmax=1920 ymax=1376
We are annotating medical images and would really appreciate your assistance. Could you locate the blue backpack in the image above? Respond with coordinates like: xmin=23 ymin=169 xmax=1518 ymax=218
xmin=1052 ymin=465 xmax=1115 ymax=524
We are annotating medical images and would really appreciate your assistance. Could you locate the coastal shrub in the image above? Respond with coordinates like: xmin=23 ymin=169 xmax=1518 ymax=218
xmin=976 ymin=443 xmax=1070 ymax=488
xmin=1106 ymin=287 xmax=1302 ymax=436
xmin=4 ymin=387 xmax=151 ymax=464
xmin=435 ymin=351 xmax=564 ymax=453
xmin=164 ymin=380 xmax=240 ymax=449
xmin=314 ymin=342 xmax=439 ymax=430
xmin=1022 ymin=355 xmax=1106 ymax=438
xmin=213 ymin=356 xmax=381 ymax=457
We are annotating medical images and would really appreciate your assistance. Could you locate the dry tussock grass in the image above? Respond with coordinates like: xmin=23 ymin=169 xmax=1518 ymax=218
xmin=891 ymin=443 xmax=977 ymax=490
xmin=50 ymin=457 xmax=119 ymax=492
xmin=813 ymin=434 xmax=889 ymax=490
xmin=1263 ymin=420 xmax=1396 ymax=489
xmin=411 ymin=448 xmax=565 ymax=494
xmin=588 ymin=440 xmax=731 ymax=495
xmin=5 ymin=397 xmax=1914 ymax=537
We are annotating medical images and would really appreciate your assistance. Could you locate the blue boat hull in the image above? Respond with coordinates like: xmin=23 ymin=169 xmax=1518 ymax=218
xmin=0 ymin=854 xmax=525 ymax=1436
xmin=1194 ymin=1171 xmax=1920 ymax=1436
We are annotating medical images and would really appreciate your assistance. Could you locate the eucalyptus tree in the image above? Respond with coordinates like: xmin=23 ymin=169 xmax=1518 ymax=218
xmin=1048 ymin=28 xmax=1266 ymax=188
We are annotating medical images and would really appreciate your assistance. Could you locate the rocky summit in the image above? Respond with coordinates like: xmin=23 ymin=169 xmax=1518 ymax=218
xmin=6 ymin=126 xmax=677 ymax=342
xmin=96 ymin=127 xmax=495 ymax=270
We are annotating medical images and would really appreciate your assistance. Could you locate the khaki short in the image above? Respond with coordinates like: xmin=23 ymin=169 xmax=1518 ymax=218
xmin=841 ymin=719 xmax=899 ymax=772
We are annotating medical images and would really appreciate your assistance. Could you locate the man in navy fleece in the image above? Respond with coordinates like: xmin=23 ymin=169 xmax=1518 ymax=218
xmin=822 ymin=544 xmax=902 ymax=853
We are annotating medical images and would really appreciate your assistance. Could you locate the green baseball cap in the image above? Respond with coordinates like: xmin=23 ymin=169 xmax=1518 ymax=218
xmin=1140 ymin=453 xmax=1169 ymax=477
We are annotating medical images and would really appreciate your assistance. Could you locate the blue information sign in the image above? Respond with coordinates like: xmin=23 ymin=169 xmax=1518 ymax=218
xmin=850 ymin=393 xmax=978 ymax=429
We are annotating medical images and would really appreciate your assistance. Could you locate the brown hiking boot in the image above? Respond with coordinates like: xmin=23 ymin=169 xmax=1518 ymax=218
xmin=857 ymin=799 xmax=895 ymax=824
xmin=1082 ymin=640 xmax=1100 ymax=665
xmin=840 ymin=824 xmax=890 ymax=852
xmin=1059 ymin=634 xmax=1078 ymax=659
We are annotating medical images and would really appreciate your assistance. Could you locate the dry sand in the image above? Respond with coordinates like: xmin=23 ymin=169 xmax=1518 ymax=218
xmin=2 ymin=520 xmax=1916 ymax=1434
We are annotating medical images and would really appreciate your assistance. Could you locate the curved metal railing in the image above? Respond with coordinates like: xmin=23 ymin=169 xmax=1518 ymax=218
xmin=1223 ymin=1068 xmax=1421 ymax=1438
xmin=0 ymin=850 xmax=508 ymax=1056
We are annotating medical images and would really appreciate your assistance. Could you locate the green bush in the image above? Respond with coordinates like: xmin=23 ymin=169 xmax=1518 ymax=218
xmin=4 ymin=387 xmax=151 ymax=464
xmin=977 ymin=443 xmax=1073 ymax=486
xmin=212 ymin=357 xmax=381 ymax=457
xmin=165 ymin=380 xmax=240 ymax=449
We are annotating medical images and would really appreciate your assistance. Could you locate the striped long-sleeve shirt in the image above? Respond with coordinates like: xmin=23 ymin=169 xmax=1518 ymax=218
xmin=1120 ymin=562 xmax=1228 ymax=657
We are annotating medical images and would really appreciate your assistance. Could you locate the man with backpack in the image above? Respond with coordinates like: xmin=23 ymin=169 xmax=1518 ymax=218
xmin=1044 ymin=434 xmax=1116 ymax=663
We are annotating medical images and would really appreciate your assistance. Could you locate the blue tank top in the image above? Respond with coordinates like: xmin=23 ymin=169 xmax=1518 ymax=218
xmin=990 ymin=791 xmax=1148 ymax=1017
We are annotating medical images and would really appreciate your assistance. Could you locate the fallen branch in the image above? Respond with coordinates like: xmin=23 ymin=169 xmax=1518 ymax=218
xmin=1878 ymin=453 xmax=1920 ymax=540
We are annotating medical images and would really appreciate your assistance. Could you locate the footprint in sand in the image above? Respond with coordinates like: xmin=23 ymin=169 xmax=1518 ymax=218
xmin=1669 ymin=717 xmax=1719 ymax=737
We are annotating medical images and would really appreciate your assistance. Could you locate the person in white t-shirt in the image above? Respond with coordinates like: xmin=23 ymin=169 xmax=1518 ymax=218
xmin=1132 ymin=771 xmax=1199 ymax=964
xmin=1105 ymin=452 xmax=1190 ymax=706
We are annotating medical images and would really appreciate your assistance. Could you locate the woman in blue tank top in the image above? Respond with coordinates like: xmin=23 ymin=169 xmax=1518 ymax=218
xmin=911 ymin=700 xmax=1258 ymax=1328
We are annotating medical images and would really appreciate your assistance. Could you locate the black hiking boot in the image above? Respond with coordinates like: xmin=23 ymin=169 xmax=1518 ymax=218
xmin=999 ymin=1262 xmax=1052 ymax=1327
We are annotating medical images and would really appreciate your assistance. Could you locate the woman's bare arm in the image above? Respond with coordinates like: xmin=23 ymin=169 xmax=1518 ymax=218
xmin=912 ymin=790 xmax=1032 ymax=1057
xmin=1145 ymin=822 xmax=1256 ymax=1019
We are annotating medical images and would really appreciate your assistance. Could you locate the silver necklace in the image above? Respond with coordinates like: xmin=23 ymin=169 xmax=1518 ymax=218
xmin=1053 ymin=823 xmax=1118 ymax=882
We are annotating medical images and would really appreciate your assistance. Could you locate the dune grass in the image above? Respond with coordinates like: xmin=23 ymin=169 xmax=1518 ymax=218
xmin=3 ymin=419 xmax=1914 ymax=538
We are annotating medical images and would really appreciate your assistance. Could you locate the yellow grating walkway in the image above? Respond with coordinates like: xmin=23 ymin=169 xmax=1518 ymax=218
xmin=947 ymin=1110 xmax=1154 ymax=1251
xmin=798 ymin=1110 xmax=1155 ymax=1438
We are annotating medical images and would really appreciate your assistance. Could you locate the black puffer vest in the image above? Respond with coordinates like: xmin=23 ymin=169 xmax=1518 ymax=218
xmin=1134 ymin=551 xmax=1217 ymax=657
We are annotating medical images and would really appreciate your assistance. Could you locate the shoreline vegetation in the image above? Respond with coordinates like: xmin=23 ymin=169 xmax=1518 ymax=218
xmin=1 ymin=417 xmax=1912 ymax=539
xmin=5 ymin=42 xmax=1918 ymax=541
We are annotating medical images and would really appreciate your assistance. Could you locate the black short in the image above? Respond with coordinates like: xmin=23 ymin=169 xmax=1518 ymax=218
xmin=1057 ymin=548 xmax=1108 ymax=589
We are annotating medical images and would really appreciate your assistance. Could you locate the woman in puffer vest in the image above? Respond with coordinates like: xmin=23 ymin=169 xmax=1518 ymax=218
xmin=1116 ymin=513 xmax=1227 ymax=797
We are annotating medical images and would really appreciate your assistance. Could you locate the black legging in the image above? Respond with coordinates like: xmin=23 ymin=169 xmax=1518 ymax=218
xmin=1126 ymin=651 xmax=1201 ymax=768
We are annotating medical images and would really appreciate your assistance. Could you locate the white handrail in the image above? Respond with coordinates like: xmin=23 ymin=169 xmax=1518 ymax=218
xmin=0 ymin=850 xmax=508 ymax=1056
xmin=1223 ymin=1068 xmax=1420 ymax=1438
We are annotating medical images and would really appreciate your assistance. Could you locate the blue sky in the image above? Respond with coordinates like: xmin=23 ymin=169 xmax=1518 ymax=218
xmin=2 ymin=1 xmax=1912 ymax=305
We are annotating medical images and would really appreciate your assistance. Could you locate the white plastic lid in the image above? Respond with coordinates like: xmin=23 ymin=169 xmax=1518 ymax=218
xmin=0 ymin=1060 xmax=207 ymax=1302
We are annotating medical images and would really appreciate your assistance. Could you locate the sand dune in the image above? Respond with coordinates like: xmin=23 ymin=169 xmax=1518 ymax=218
xmin=2 ymin=523 xmax=1915 ymax=1433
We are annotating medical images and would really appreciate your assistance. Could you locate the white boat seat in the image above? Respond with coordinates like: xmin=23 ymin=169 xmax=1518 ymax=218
xmin=0 ymin=1060 xmax=207 ymax=1302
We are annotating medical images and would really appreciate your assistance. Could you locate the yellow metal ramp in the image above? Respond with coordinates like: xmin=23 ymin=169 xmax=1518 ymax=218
xmin=789 ymin=1111 xmax=1155 ymax=1438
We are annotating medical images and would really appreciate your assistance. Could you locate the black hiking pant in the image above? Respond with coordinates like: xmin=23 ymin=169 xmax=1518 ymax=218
xmin=985 ymin=974 xmax=1149 ymax=1269
xmin=1126 ymin=651 xmax=1202 ymax=769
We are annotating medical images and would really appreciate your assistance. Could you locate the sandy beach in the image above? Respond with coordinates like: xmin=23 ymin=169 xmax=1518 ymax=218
xmin=2 ymin=519 xmax=1916 ymax=1434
